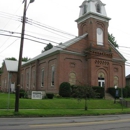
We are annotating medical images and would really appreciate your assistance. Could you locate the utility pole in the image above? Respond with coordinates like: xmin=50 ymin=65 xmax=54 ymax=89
xmin=15 ymin=0 xmax=27 ymax=112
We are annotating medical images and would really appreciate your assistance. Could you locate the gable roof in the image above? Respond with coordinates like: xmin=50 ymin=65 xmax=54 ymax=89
xmin=108 ymin=40 xmax=126 ymax=62
xmin=5 ymin=60 xmax=18 ymax=72
xmin=23 ymin=33 xmax=88 ymax=65
xmin=5 ymin=60 xmax=25 ymax=72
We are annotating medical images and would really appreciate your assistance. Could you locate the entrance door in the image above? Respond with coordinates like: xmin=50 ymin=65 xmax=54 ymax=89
xmin=98 ymin=77 xmax=105 ymax=87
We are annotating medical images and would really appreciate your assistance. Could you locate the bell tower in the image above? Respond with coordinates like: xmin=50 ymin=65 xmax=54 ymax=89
xmin=75 ymin=0 xmax=111 ymax=49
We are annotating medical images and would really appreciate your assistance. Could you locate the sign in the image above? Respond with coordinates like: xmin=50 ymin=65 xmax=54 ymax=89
xmin=32 ymin=91 xmax=42 ymax=99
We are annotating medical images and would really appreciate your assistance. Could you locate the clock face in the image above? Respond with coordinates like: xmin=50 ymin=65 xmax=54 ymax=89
xmin=97 ymin=28 xmax=102 ymax=35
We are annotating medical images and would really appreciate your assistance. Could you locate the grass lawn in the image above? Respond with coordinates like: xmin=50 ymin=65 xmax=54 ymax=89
xmin=0 ymin=93 xmax=129 ymax=117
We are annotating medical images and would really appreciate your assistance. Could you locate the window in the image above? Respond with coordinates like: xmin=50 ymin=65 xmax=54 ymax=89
xmin=114 ymin=76 xmax=118 ymax=87
xmin=98 ymin=72 xmax=105 ymax=87
xmin=21 ymin=74 xmax=23 ymax=88
xmin=33 ymin=71 xmax=35 ymax=88
xmin=26 ymin=72 xmax=29 ymax=88
xmin=83 ymin=4 xmax=87 ymax=15
xmin=96 ymin=4 xmax=101 ymax=13
xmin=51 ymin=66 xmax=55 ymax=86
xmin=69 ymin=72 xmax=76 ymax=85
xmin=41 ymin=69 xmax=44 ymax=87
xmin=97 ymin=28 xmax=103 ymax=45
xmin=4 ymin=79 xmax=6 ymax=87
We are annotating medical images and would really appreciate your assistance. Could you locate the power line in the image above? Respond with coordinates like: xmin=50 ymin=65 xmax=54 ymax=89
xmin=0 ymin=11 xmax=76 ymax=38
xmin=27 ymin=19 xmax=76 ymax=37
xmin=0 ymin=24 xmax=21 ymax=48
xmin=0 ymin=39 xmax=18 ymax=53
xmin=119 ymin=46 xmax=130 ymax=49
xmin=0 ymin=30 xmax=59 ymax=44
xmin=28 ymin=23 xmax=71 ymax=39
xmin=0 ymin=3 xmax=23 ymax=52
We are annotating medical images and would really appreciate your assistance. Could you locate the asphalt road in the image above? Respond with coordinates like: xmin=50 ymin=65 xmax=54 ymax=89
xmin=0 ymin=114 xmax=130 ymax=130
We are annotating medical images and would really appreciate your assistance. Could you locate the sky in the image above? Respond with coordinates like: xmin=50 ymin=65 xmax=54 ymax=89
xmin=0 ymin=0 xmax=130 ymax=75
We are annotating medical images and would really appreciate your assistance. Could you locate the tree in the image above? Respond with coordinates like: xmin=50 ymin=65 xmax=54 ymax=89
xmin=5 ymin=57 xmax=17 ymax=61
xmin=108 ymin=33 xmax=118 ymax=48
xmin=42 ymin=43 xmax=53 ymax=53
xmin=72 ymin=85 xmax=95 ymax=110
xmin=59 ymin=82 xmax=71 ymax=97
xmin=0 ymin=68 xmax=2 ymax=74
xmin=22 ymin=57 xmax=31 ymax=62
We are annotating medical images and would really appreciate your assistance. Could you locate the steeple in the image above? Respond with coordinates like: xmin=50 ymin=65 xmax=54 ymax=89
xmin=76 ymin=0 xmax=111 ymax=25
xmin=75 ymin=0 xmax=111 ymax=49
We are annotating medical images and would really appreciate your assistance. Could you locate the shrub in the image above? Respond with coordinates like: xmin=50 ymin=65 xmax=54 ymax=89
xmin=59 ymin=82 xmax=71 ymax=97
xmin=92 ymin=86 xmax=104 ymax=98
xmin=71 ymin=85 xmax=78 ymax=98
xmin=19 ymin=89 xmax=25 ymax=98
xmin=46 ymin=93 xmax=54 ymax=99
xmin=107 ymin=87 xmax=121 ymax=98
xmin=125 ymin=86 xmax=130 ymax=97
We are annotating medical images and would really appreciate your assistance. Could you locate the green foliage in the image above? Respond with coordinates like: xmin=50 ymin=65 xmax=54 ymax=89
xmin=59 ymin=82 xmax=71 ymax=97
xmin=125 ymin=86 xmax=130 ymax=97
xmin=0 ymin=93 xmax=122 ymax=109
xmin=42 ymin=43 xmax=53 ymax=52
xmin=107 ymin=87 xmax=130 ymax=98
xmin=46 ymin=93 xmax=54 ymax=99
xmin=92 ymin=86 xmax=104 ymax=98
xmin=1 ymin=57 xmax=17 ymax=67
xmin=5 ymin=57 xmax=17 ymax=61
xmin=72 ymin=85 xmax=96 ymax=110
xmin=107 ymin=87 xmax=121 ymax=98
xmin=22 ymin=57 xmax=31 ymax=62
xmin=19 ymin=89 xmax=26 ymax=98
xmin=72 ymin=85 xmax=96 ymax=99
xmin=108 ymin=33 xmax=118 ymax=48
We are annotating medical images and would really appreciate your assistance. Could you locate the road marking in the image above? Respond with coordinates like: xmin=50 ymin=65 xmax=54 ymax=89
xmin=30 ymin=118 xmax=130 ymax=128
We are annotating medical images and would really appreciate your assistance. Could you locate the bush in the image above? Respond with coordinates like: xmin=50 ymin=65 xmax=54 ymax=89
xmin=59 ymin=82 xmax=71 ymax=97
xmin=46 ymin=93 xmax=54 ymax=99
xmin=71 ymin=85 xmax=78 ymax=98
xmin=19 ymin=89 xmax=25 ymax=98
xmin=92 ymin=86 xmax=104 ymax=98
xmin=107 ymin=87 xmax=121 ymax=98
xmin=125 ymin=86 xmax=130 ymax=97
xmin=71 ymin=85 xmax=96 ymax=99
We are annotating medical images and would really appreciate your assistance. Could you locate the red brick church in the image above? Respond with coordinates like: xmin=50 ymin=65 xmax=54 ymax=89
xmin=1 ymin=0 xmax=126 ymax=93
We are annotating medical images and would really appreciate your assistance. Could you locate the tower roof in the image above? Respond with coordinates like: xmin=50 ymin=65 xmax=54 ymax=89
xmin=76 ymin=0 xmax=111 ymax=23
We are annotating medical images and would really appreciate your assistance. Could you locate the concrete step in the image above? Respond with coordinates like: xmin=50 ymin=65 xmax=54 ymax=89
xmin=105 ymin=93 xmax=114 ymax=100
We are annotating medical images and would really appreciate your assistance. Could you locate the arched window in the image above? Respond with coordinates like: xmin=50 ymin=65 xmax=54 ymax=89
xmin=97 ymin=28 xmax=103 ymax=45
xmin=51 ymin=66 xmax=55 ymax=86
xmin=114 ymin=76 xmax=118 ymax=87
xmin=69 ymin=72 xmax=76 ymax=85
xmin=98 ymin=72 xmax=105 ymax=87
xmin=96 ymin=4 xmax=101 ymax=13
xmin=82 ymin=4 xmax=87 ymax=15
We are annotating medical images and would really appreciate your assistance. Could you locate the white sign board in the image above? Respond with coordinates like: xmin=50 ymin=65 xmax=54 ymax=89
xmin=32 ymin=91 xmax=42 ymax=99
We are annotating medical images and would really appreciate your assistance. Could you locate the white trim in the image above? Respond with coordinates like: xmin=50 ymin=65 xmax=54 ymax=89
xmin=41 ymin=68 xmax=44 ymax=88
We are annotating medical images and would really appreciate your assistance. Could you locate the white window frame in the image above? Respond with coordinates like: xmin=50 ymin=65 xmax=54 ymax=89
xmin=33 ymin=70 xmax=36 ymax=88
xmin=83 ymin=4 xmax=87 ymax=15
xmin=97 ymin=28 xmax=103 ymax=45
xmin=51 ymin=66 xmax=55 ymax=86
xmin=41 ymin=69 xmax=44 ymax=87
xmin=96 ymin=3 xmax=101 ymax=13
xmin=26 ymin=72 xmax=29 ymax=88
xmin=98 ymin=78 xmax=105 ymax=87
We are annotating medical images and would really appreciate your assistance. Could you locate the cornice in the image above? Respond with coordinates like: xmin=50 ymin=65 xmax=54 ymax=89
xmin=75 ymin=12 xmax=111 ymax=24
xmin=85 ymin=47 xmax=112 ymax=59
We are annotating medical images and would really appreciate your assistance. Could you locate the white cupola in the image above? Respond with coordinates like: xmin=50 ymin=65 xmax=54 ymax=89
xmin=76 ymin=0 xmax=111 ymax=24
